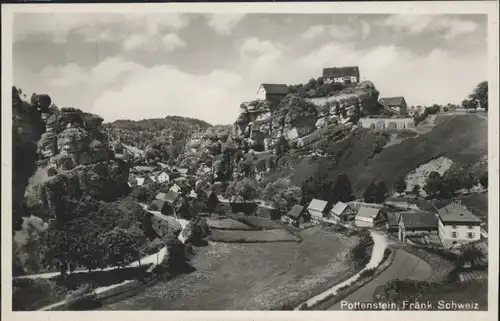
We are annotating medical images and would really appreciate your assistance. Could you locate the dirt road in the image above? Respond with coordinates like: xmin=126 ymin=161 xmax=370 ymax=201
xmin=328 ymin=249 xmax=432 ymax=310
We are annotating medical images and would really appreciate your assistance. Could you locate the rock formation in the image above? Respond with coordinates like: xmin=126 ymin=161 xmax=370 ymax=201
xmin=16 ymin=92 xmax=131 ymax=224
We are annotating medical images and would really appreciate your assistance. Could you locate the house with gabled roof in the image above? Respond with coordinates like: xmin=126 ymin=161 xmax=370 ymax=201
xmin=385 ymin=212 xmax=401 ymax=233
xmin=307 ymin=199 xmax=329 ymax=221
xmin=156 ymin=190 xmax=181 ymax=206
xmin=378 ymin=97 xmax=408 ymax=116
xmin=322 ymin=66 xmax=360 ymax=84
xmin=355 ymin=206 xmax=384 ymax=228
xmin=398 ymin=211 xmax=438 ymax=243
xmin=437 ymin=201 xmax=482 ymax=247
xmin=148 ymin=199 xmax=172 ymax=215
xmin=282 ymin=204 xmax=307 ymax=226
xmin=256 ymin=83 xmax=289 ymax=103
xmin=330 ymin=201 xmax=356 ymax=222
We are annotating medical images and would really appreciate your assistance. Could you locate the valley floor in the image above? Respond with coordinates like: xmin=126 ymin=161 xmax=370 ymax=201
xmin=99 ymin=226 xmax=360 ymax=310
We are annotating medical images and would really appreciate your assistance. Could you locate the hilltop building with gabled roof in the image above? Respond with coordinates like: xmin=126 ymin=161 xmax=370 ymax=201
xmin=378 ymin=96 xmax=408 ymax=116
xmin=322 ymin=66 xmax=360 ymax=84
xmin=256 ymin=83 xmax=289 ymax=103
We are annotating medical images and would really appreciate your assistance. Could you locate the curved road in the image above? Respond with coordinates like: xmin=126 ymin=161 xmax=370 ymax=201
xmin=328 ymin=249 xmax=432 ymax=310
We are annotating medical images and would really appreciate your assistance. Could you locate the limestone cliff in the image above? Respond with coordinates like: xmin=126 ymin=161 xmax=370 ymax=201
xmin=20 ymin=95 xmax=131 ymax=224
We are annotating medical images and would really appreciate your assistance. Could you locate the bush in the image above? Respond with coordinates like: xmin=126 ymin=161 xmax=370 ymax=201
xmin=360 ymin=268 xmax=376 ymax=278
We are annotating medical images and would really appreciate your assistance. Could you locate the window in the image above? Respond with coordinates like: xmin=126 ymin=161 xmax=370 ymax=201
xmin=468 ymin=232 xmax=475 ymax=239
xmin=452 ymin=224 xmax=457 ymax=229
xmin=452 ymin=232 xmax=457 ymax=238
xmin=468 ymin=225 xmax=474 ymax=229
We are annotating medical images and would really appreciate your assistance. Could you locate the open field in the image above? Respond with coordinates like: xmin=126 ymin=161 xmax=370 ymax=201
xmin=208 ymin=229 xmax=299 ymax=243
xmin=229 ymin=213 xmax=284 ymax=230
xmin=100 ymin=226 xmax=361 ymax=310
xmin=205 ymin=218 xmax=253 ymax=230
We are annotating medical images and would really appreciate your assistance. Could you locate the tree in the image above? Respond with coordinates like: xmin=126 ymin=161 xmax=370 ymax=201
xmin=469 ymin=81 xmax=488 ymax=111
xmin=332 ymin=173 xmax=353 ymax=203
xmin=423 ymin=171 xmax=443 ymax=196
xmin=393 ymin=176 xmax=407 ymax=194
xmin=275 ymin=136 xmax=289 ymax=156
xmin=479 ymin=172 xmax=488 ymax=189
xmin=263 ymin=178 xmax=302 ymax=211
xmin=226 ymin=178 xmax=259 ymax=202
xmin=412 ymin=184 xmax=421 ymax=196
xmin=460 ymin=173 xmax=476 ymax=192
xmin=375 ymin=181 xmax=388 ymax=203
xmin=458 ymin=243 xmax=485 ymax=268
xmin=462 ymin=99 xmax=473 ymax=110
xmin=363 ymin=182 xmax=378 ymax=203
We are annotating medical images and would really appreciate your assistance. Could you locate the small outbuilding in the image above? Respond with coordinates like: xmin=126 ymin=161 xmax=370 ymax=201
xmin=355 ymin=206 xmax=384 ymax=228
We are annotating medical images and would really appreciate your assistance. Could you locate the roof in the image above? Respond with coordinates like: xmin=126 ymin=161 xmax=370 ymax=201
xmin=356 ymin=206 xmax=381 ymax=219
xmin=161 ymin=190 xmax=180 ymax=204
xmin=149 ymin=199 xmax=167 ymax=210
xmin=259 ymin=83 xmax=289 ymax=95
xmin=437 ymin=202 xmax=482 ymax=224
xmin=379 ymin=97 xmax=406 ymax=107
xmin=287 ymin=205 xmax=304 ymax=219
xmin=400 ymin=212 xmax=438 ymax=229
xmin=177 ymin=168 xmax=189 ymax=174
xmin=155 ymin=192 xmax=168 ymax=201
xmin=385 ymin=212 xmax=401 ymax=227
xmin=323 ymin=66 xmax=360 ymax=78
xmin=331 ymin=201 xmax=351 ymax=216
xmin=307 ymin=199 xmax=328 ymax=212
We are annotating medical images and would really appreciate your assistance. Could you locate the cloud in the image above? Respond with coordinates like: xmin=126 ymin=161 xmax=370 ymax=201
xmin=301 ymin=24 xmax=359 ymax=41
xmin=381 ymin=14 xmax=478 ymax=39
xmin=29 ymin=25 xmax=486 ymax=125
xmin=301 ymin=25 xmax=327 ymax=40
xmin=41 ymin=57 xmax=144 ymax=88
xmin=206 ymin=13 xmax=246 ymax=35
xmin=162 ymin=34 xmax=187 ymax=51
xmin=14 ymin=13 xmax=191 ymax=43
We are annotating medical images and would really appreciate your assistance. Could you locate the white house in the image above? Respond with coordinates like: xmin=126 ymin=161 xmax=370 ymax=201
xmin=354 ymin=206 xmax=384 ymax=228
xmin=330 ymin=201 xmax=356 ymax=222
xmin=256 ymin=83 xmax=289 ymax=102
xmin=136 ymin=177 xmax=145 ymax=186
xmin=307 ymin=199 xmax=329 ymax=221
xmin=322 ymin=66 xmax=360 ymax=84
xmin=437 ymin=202 xmax=482 ymax=248
xmin=157 ymin=172 xmax=170 ymax=183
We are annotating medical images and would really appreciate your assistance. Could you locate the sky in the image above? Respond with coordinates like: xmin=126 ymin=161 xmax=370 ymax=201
xmin=13 ymin=13 xmax=488 ymax=125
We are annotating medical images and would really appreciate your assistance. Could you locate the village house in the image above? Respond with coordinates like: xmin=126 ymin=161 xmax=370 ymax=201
xmin=437 ymin=202 xmax=482 ymax=247
xmin=354 ymin=206 xmax=385 ymax=228
xmin=282 ymin=204 xmax=308 ymax=226
xmin=330 ymin=201 xmax=356 ymax=222
xmin=378 ymin=97 xmax=408 ymax=116
xmin=398 ymin=211 xmax=438 ymax=243
xmin=307 ymin=199 xmax=329 ymax=221
xmin=170 ymin=178 xmax=192 ymax=195
xmin=322 ymin=66 xmax=360 ymax=84
xmin=157 ymin=190 xmax=181 ymax=207
xmin=257 ymin=204 xmax=283 ymax=220
xmin=385 ymin=212 xmax=401 ymax=233
xmin=148 ymin=199 xmax=171 ymax=215
xmin=256 ymin=83 xmax=290 ymax=104
xmin=157 ymin=171 xmax=170 ymax=183
xmin=177 ymin=168 xmax=189 ymax=176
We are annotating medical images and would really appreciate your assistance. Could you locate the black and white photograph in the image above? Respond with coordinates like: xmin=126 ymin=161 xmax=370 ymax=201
xmin=1 ymin=2 xmax=498 ymax=319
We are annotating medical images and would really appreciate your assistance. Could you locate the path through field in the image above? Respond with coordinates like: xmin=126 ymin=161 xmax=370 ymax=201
xmin=327 ymin=249 xmax=432 ymax=310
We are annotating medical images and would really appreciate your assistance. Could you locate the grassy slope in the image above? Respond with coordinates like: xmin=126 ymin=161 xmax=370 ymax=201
xmin=353 ymin=114 xmax=487 ymax=195
xmin=100 ymin=226 xmax=360 ymax=310
xmin=287 ymin=114 xmax=486 ymax=197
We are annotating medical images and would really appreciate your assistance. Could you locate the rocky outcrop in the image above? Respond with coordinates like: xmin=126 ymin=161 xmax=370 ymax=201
xmin=16 ymin=90 xmax=131 ymax=224
xmin=12 ymin=88 xmax=47 ymax=229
